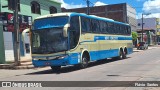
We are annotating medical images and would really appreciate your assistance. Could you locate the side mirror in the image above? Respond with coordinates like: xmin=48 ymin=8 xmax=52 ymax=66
xmin=63 ymin=24 xmax=70 ymax=37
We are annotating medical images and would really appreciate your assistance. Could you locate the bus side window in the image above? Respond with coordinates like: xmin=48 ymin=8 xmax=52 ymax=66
xmin=108 ymin=22 xmax=113 ymax=34
xmin=100 ymin=21 xmax=108 ymax=34
xmin=70 ymin=16 xmax=80 ymax=49
xmin=91 ymin=19 xmax=99 ymax=33
xmin=114 ymin=24 xmax=118 ymax=34
xmin=117 ymin=24 xmax=120 ymax=34
xmin=120 ymin=25 xmax=124 ymax=35
xmin=124 ymin=26 xmax=128 ymax=35
xmin=81 ymin=16 xmax=91 ymax=32
xmin=105 ymin=22 xmax=109 ymax=33
xmin=128 ymin=26 xmax=131 ymax=35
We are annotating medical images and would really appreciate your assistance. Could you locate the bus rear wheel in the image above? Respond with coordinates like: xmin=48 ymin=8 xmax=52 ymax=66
xmin=122 ymin=51 xmax=127 ymax=59
xmin=51 ymin=66 xmax=61 ymax=72
xmin=118 ymin=50 xmax=123 ymax=60
xmin=79 ymin=54 xmax=89 ymax=69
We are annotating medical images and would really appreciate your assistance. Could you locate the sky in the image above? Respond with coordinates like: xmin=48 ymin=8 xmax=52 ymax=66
xmin=60 ymin=0 xmax=160 ymax=19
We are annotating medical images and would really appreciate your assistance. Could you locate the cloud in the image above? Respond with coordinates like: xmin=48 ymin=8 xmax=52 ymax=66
xmin=94 ymin=1 xmax=107 ymax=6
xmin=60 ymin=0 xmax=107 ymax=9
xmin=142 ymin=0 xmax=160 ymax=18
xmin=60 ymin=0 xmax=85 ymax=9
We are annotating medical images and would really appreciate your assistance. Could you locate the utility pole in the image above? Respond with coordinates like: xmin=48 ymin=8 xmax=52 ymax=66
xmin=13 ymin=0 xmax=20 ymax=66
xmin=141 ymin=13 xmax=144 ymax=42
xmin=86 ymin=0 xmax=90 ymax=15
xmin=141 ymin=13 xmax=151 ymax=42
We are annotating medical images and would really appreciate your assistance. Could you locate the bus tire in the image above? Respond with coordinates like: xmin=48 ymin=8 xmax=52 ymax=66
xmin=118 ymin=50 xmax=123 ymax=60
xmin=79 ymin=54 xmax=89 ymax=69
xmin=51 ymin=66 xmax=61 ymax=72
xmin=123 ymin=49 xmax=127 ymax=59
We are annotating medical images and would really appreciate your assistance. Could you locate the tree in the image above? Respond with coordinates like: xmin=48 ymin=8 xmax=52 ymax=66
xmin=132 ymin=31 xmax=138 ymax=47
xmin=132 ymin=31 xmax=138 ymax=42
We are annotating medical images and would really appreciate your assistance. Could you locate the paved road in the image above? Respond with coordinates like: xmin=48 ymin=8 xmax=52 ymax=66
xmin=0 ymin=46 xmax=160 ymax=90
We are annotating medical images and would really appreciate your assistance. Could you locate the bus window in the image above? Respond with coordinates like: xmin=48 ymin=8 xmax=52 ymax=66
xmin=105 ymin=22 xmax=109 ymax=33
xmin=100 ymin=21 xmax=108 ymax=34
xmin=117 ymin=24 xmax=120 ymax=34
xmin=128 ymin=26 xmax=131 ymax=35
xmin=124 ymin=26 xmax=128 ymax=35
xmin=114 ymin=24 xmax=119 ymax=34
xmin=81 ymin=16 xmax=91 ymax=32
xmin=121 ymin=25 xmax=125 ymax=35
xmin=108 ymin=22 xmax=114 ymax=34
xmin=69 ymin=16 xmax=80 ymax=49
xmin=32 ymin=33 xmax=40 ymax=48
xmin=91 ymin=19 xmax=100 ymax=33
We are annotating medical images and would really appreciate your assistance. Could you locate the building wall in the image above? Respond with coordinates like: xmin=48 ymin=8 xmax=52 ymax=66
xmin=126 ymin=4 xmax=137 ymax=31
xmin=0 ymin=24 xmax=5 ymax=63
xmin=3 ymin=32 xmax=14 ymax=61
xmin=1 ymin=0 xmax=61 ymax=19
xmin=157 ymin=18 xmax=160 ymax=33
xmin=62 ymin=3 xmax=137 ymax=31
xmin=106 ymin=3 xmax=126 ymax=23
xmin=156 ymin=18 xmax=160 ymax=42
xmin=137 ymin=18 xmax=157 ymax=30
xmin=0 ymin=0 xmax=61 ymax=63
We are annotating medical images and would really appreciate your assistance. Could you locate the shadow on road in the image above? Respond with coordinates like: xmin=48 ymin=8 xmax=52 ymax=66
xmin=26 ymin=57 xmax=131 ymax=75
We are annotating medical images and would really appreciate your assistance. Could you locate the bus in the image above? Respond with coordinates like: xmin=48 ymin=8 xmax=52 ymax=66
xmin=31 ymin=12 xmax=133 ymax=71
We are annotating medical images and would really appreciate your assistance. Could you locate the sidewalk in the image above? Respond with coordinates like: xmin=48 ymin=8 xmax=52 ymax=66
xmin=0 ymin=55 xmax=35 ymax=69
xmin=133 ymin=45 xmax=159 ymax=52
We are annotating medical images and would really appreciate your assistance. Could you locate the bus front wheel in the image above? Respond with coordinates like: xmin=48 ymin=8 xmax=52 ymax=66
xmin=79 ymin=54 xmax=89 ymax=69
xmin=51 ymin=66 xmax=61 ymax=72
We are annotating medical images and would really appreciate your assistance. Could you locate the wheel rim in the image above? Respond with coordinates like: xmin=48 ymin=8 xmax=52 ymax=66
xmin=119 ymin=51 xmax=123 ymax=59
xmin=81 ymin=56 xmax=88 ymax=68
xmin=83 ymin=57 xmax=87 ymax=65
xmin=120 ymin=52 xmax=123 ymax=59
xmin=123 ymin=51 xmax=127 ymax=59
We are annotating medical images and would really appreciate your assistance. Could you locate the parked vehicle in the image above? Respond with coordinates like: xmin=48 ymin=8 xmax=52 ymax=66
xmin=137 ymin=42 xmax=148 ymax=50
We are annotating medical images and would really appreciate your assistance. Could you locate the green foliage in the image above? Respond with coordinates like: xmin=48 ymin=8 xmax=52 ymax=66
xmin=132 ymin=31 xmax=138 ymax=41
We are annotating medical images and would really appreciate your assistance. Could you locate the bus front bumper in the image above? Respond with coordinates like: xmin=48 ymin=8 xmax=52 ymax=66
xmin=32 ymin=53 xmax=80 ymax=67
xmin=32 ymin=59 xmax=69 ymax=67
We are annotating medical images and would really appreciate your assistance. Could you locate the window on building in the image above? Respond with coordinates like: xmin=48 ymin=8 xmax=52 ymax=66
xmin=138 ymin=23 xmax=141 ymax=26
xmin=31 ymin=1 xmax=41 ymax=14
xmin=8 ymin=0 xmax=20 ymax=11
xmin=50 ymin=6 xmax=57 ymax=14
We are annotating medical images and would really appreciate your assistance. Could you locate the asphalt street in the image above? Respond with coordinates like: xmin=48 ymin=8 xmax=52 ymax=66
xmin=0 ymin=46 xmax=160 ymax=90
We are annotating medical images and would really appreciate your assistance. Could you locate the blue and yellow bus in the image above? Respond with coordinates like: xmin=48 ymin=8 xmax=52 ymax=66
xmin=31 ymin=12 xmax=133 ymax=71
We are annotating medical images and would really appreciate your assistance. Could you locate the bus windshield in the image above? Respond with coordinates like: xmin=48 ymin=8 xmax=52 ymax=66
xmin=31 ymin=28 xmax=68 ymax=54
xmin=34 ymin=16 xmax=69 ymax=30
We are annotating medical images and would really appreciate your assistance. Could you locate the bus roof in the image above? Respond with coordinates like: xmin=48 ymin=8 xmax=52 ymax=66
xmin=35 ymin=12 xmax=129 ymax=26
xmin=35 ymin=13 xmax=72 ymax=20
